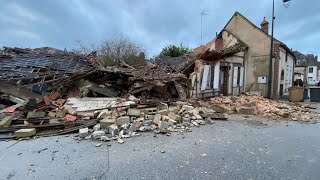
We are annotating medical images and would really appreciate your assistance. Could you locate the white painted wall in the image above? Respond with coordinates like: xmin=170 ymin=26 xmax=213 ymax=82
xmin=279 ymin=47 xmax=294 ymax=94
xmin=307 ymin=66 xmax=318 ymax=85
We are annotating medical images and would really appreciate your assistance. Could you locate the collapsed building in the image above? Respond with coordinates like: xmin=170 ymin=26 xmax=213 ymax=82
xmin=0 ymin=46 xmax=318 ymax=141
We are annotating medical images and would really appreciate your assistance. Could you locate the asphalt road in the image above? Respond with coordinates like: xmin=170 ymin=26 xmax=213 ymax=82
xmin=0 ymin=117 xmax=319 ymax=180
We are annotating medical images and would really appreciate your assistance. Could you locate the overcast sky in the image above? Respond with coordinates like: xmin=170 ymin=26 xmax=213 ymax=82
xmin=0 ymin=0 xmax=319 ymax=58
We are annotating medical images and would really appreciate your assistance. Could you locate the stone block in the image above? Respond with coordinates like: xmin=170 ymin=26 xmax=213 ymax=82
xmin=92 ymin=131 xmax=106 ymax=139
xmin=136 ymin=117 xmax=145 ymax=122
xmin=49 ymin=119 xmax=62 ymax=124
xmin=153 ymin=114 xmax=162 ymax=125
xmin=108 ymin=124 xmax=119 ymax=137
xmin=100 ymin=119 xmax=115 ymax=129
xmin=158 ymin=121 xmax=170 ymax=129
xmin=27 ymin=111 xmax=45 ymax=119
xmin=0 ymin=116 xmax=12 ymax=127
xmin=116 ymin=116 xmax=130 ymax=126
xmin=76 ymin=112 xmax=95 ymax=118
xmin=208 ymin=113 xmax=227 ymax=120
xmin=191 ymin=107 xmax=200 ymax=115
xmin=244 ymin=101 xmax=257 ymax=107
xmin=130 ymin=120 xmax=142 ymax=132
xmin=48 ymin=111 xmax=56 ymax=118
xmin=93 ymin=123 xmax=101 ymax=131
xmin=168 ymin=106 xmax=180 ymax=113
xmin=194 ymin=114 xmax=203 ymax=120
xmin=55 ymin=111 xmax=65 ymax=118
xmin=236 ymin=107 xmax=257 ymax=116
xmin=168 ymin=112 xmax=182 ymax=122
xmin=127 ymin=108 xmax=141 ymax=117
xmin=158 ymin=102 xmax=168 ymax=111
xmin=97 ymin=109 xmax=112 ymax=119
xmin=211 ymin=104 xmax=230 ymax=113
xmin=182 ymin=105 xmax=195 ymax=111
xmin=15 ymin=128 xmax=36 ymax=138
xmin=79 ymin=128 xmax=89 ymax=138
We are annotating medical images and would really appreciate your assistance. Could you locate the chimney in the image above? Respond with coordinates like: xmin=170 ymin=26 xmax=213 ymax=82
xmin=261 ymin=17 xmax=269 ymax=34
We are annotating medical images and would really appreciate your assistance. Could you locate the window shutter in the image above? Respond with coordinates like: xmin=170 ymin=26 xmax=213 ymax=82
xmin=201 ymin=65 xmax=210 ymax=91
xmin=233 ymin=67 xmax=238 ymax=87
xmin=240 ymin=67 xmax=244 ymax=87
xmin=213 ymin=62 xmax=220 ymax=89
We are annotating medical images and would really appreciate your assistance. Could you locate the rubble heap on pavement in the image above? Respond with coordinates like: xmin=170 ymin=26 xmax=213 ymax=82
xmin=209 ymin=95 xmax=319 ymax=122
xmin=0 ymin=91 xmax=227 ymax=141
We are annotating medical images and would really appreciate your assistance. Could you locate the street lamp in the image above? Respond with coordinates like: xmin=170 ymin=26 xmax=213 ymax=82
xmin=267 ymin=0 xmax=291 ymax=99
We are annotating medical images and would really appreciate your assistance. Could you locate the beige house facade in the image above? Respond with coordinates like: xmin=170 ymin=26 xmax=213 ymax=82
xmin=224 ymin=12 xmax=296 ymax=99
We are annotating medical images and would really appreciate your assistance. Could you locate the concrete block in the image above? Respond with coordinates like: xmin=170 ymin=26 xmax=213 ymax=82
xmin=158 ymin=121 xmax=170 ymax=129
xmin=92 ymin=131 xmax=106 ymax=139
xmin=79 ymin=127 xmax=89 ymax=138
xmin=49 ymin=119 xmax=61 ymax=124
xmin=168 ymin=106 xmax=180 ymax=113
xmin=127 ymin=108 xmax=141 ymax=117
xmin=48 ymin=111 xmax=56 ymax=118
xmin=0 ymin=116 xmax=12 ymax=127
xmin=93 ymin=123 xmax=101 ymax=131
xmin=211 ymin=104 xmax=230 ymax=113
xmin=116 ymin=116 xmax=130 ymax=126
xmin=130 ymin=117 xmax=137 ymax=122
xmin=130 ymin=120 xmax=142 ymax=132
xmin=194 ymin=114 xmax=203 ymax=120
xmin=100 ymin=119 xmax=115 ymax=129
xmin=15 ymin=128 xmax=36 ymax=138
xmin=182 ymin=105 xmax=195 ymax=111
xmin=144 ymin=114 xmax=155 ymax=120
xmin=157 ymin=109 xmax=169 ymax=116
xmin=108 ymin=124 xmax=119 ymax=137
xmin=97 ymin=109 xmax=112 ymax=119
xmin=136 ymin=117 xmax=145 ymax=122
xmin=27 ymin=111 xmax=45 ymax=119
xmin=55 ymin=111 xmax=65 ymax=118
xmin=145 ymin=108 xmax=157 ymax=115
xmin=76 ymin=112 xmax=95 ymax=118
xmin=191 ymin=107 xmax=200 ymax=115
xmin=153 ymin=114 xmax=162 ymax=125
xmin=208 ymin=113 xmax=227 ymax=120
xmin=168 ymin=112 xmax=182 ymax=122
xmin=158 ymin=102 xmax=168 ymax=110
xmin=236 ymin=107 xmax=257 ymax=115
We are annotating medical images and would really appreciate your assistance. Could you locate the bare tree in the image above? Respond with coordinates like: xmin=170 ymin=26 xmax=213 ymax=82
xmin=99 ymin=34 xmax=146 ymax=66
xmin=72 ymin=35 xmax=146 ymax=67
xmin=72 ymin=40 xmax=98 ymax=55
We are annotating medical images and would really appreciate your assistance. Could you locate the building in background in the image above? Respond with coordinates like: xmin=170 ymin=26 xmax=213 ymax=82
xmin=293 ymin=51 xmax=318 ymax=85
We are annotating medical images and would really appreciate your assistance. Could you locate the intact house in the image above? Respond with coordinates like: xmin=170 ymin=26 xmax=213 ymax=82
xmin=293 ymin=51 xmax=319 ymax=85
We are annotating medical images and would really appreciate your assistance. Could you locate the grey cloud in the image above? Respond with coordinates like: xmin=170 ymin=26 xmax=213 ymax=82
xmin=0 ymin=0 xmax=319 ymax=57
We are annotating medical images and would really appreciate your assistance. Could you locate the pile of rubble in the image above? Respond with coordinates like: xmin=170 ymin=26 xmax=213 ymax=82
xmin=0 ymin=89 xmax=227 ymax=141
xmin=74 ymin=98 xmax=227 ymax=143
xmin=209 ymin=95 xmax=319 ymax=122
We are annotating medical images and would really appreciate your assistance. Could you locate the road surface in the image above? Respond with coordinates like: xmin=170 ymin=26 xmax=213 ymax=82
xmin=0 ymin=117 xmax=319 ymax=180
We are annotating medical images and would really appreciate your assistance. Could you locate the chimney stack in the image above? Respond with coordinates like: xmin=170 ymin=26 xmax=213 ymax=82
xmin=261 ymin=17 xmax=269 ymax=34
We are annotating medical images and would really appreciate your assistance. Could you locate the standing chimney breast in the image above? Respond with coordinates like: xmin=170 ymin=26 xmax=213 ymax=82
xmin=261 ymin=17 xmax=269 ymax=34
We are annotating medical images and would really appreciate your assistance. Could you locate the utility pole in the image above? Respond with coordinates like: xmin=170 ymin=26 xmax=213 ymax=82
xmin=268 ymin=0 xmax=291 ymax=98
